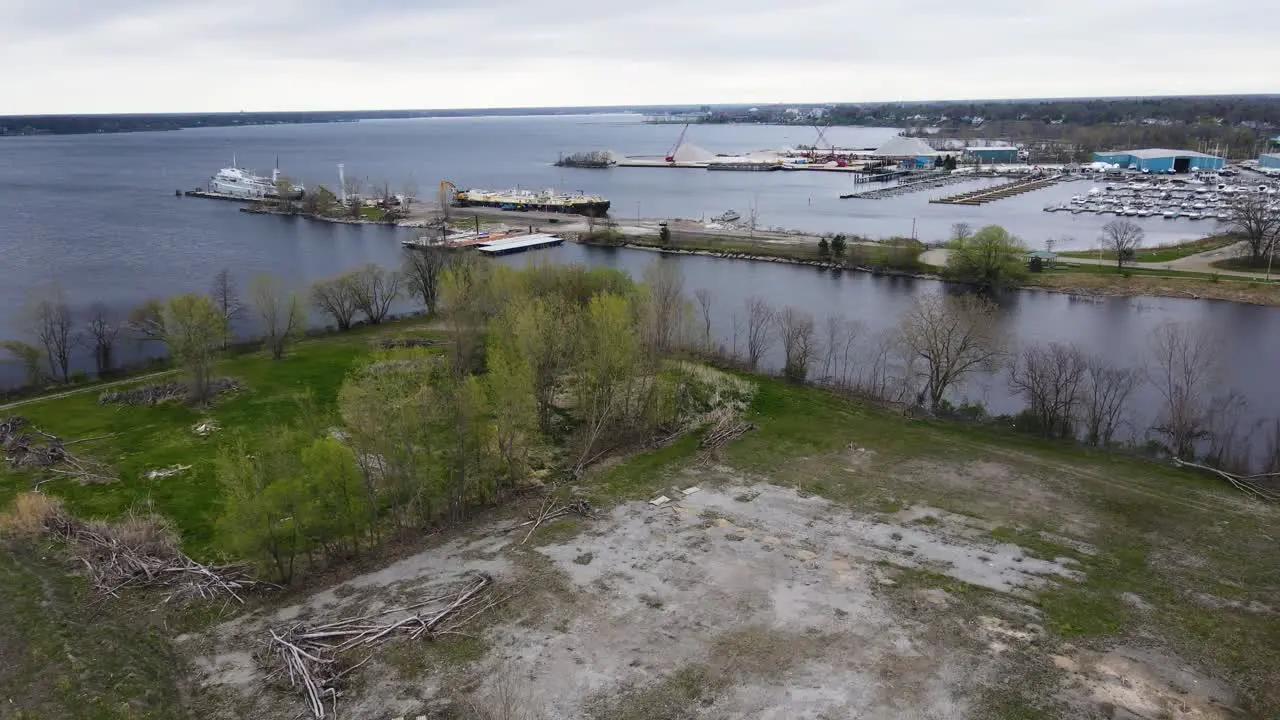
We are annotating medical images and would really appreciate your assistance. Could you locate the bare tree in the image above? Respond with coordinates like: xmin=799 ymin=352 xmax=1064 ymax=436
xmin=950 ymin=222 xmax=973 ymax=242
xmin=819 ymin=314 xmax=862 ymax=386
xmin=343 ymin=176 xmax=364 ymax=217
xmin=211 ymin=269 xmax=243 ymax=349
xmin=776 ymin=307 xmax=816 ymax=383
xmin=1081 ymin=356 xmax=1140 ymax=448
xmin=640 ymin=260 xmax=686 ymax=358
xmin=85 ymin=302 xmax=121 ymax=376
xmin=744 ymin=296 xmax=776 ymax=370
xmin=1147 ymin=322 xmax=1219 ymax=458
xmin=402 ymin=247 xmax=450 ymax=315
xmin=1101 ymin=219 xmax=1144 ymax=269
xmin=1223 ymin=192 xmax=1280 ymax=264
xmin=1009 ymin=342 xmax=1088 ymax=438
xmin=349 ymin=265 xmax=401 ymax=325
xmin=250 ymin=274 xmax=306 ymax=360
xmin=856 ymin=330 xmax=912 ymax=403
xmin=310 ymin=273 xmax=360 ymax=331
xmin=900 ymin=294 xmax=1003 ymax=412
xmin=399 ymin=180 xmax=419 ymax=214
xmin=20 ymin=284 xmax=76 ymax=383
xmin=694 ymin=289 xmax=713 ymax=353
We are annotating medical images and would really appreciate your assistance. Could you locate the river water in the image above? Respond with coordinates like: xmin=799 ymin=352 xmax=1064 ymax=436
xmin=0 ymin=115 xmax=1274 ymax=449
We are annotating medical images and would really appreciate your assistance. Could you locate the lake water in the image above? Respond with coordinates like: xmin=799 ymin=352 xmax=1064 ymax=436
xmin=0 ymin=115 xmax=1273 ymax=451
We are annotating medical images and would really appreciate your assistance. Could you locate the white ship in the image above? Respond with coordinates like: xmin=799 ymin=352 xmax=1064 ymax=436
xmin=208 ymin=159 xmax=304 ymax=199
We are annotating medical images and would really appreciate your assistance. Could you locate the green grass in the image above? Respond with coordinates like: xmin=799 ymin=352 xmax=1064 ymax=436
xmin=0 ymin=320 xmax=439 ymax=559
xmin=1057 ymin=235 xmax=1234 ymax=263
xmin=0 ymin=540 xmax=188 ymax=719
xmin=1212 ymin=255 xmax=1274 ymax=272
xmin=4 ymin=325 xmax=1279 ymax=716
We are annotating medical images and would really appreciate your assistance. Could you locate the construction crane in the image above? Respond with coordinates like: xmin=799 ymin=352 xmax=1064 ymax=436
xmin=438 ymin=181 xmax=457 ymax=220
xmin=665 ymin=123 xmax=690 ymax=163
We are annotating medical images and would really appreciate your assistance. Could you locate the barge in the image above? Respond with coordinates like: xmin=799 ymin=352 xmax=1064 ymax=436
xmin=453 ymin=187 xmax=610 ymax=216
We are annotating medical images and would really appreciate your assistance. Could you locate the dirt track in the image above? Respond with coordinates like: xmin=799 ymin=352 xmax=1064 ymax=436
xmin=184 ymin=465 xmax=1237 ymax=720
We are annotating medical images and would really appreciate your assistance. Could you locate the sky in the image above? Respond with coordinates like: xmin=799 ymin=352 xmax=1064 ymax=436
xmin=2 ymin=0 xmax=1277 ymax=115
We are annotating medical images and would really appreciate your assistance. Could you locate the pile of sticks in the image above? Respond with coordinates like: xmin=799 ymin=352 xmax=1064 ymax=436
xmin=41 ymin=511 xmax=269 ymax=603
xmin=513 ymin=497 xmax=595 ymax=545
xmin=700 ymin=417 xmax=757 ymax=450
xmin=1173 ymin=458 xmax=1280 ymax=503
xmin=98 ymin=378 xmax=239 ymax=406
xmin=1 ymin=416 xmax=115 ymax=485
xmin=378 ymin=337 xmax=447 ymax=349
xmin=267 ymin=573 xmax=502 ymax=719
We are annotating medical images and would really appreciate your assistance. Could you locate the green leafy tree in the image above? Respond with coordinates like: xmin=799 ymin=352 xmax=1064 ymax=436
xmin=817 ymin=237 xmax=830 ymax=258
xmin=216 ymin=432 xmax=307 ymax=584
xmin=944 ymin=225 xmax=1029 ymax=292
xmin=658 ymin=224 xmax=671 ymax=246
xmin=161 ymin=294 xmax=228 ymax=404
xmin=831 ymin=235 xmax=847 ymax=259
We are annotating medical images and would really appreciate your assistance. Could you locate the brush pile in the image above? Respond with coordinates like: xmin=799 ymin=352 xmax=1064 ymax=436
xmin=1 ymin=416 xmax=114 ymax=484
xmin=378 ymin=337 xmax=447 ymax=349
xmin=266 ymin=573 xmax=504 ymax=718
xmin=699 ymin=414 xmax=757 ymax=450
xmin=19 ymin=494 xmax=267 ymax=602
xmin=98 ymin=378 xmax=239 ymax=406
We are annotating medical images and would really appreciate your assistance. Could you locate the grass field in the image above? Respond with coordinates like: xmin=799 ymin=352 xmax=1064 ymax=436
xmin=0 ymin=321 xmax=436 ymax=558
xmin=1058 ymin=235 xmax=1235 ymax=263
xmin=3 ymin=322 xmax=1278 ymax=717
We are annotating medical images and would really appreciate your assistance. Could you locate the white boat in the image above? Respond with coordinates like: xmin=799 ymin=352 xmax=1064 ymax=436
xmin=715 ymin=209 xmax=742 ymax=223
xmin=1162 ymin=209 xmax=1177 ymax=219
xmin=208 ymin=161 xmax=303 ymax=199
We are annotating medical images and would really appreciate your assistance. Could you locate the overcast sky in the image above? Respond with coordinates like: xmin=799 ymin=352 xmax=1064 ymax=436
xmin=2 ymin=0 xmax=1276 ymax=115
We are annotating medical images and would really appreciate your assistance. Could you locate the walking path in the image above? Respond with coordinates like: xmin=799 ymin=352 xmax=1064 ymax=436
xmin=0 ymin=370 xmax=175 ymax=412
xmin=921 ymin=242 xmax=1274 ymax=281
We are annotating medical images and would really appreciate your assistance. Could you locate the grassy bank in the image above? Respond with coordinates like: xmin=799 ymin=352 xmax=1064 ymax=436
xmin=1058 ymin=235 xmax=1235 ymax=263
xmin=3 ymin=304 xmax=1279 ymax=717
xmin=592 ymin=230 xmax=925 ymax=272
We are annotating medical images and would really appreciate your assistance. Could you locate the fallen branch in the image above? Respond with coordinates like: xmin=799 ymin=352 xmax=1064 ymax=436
xmin=1172 ymin=457 xmax=1280 ymax=503
xmin=509 ymin=497 xmax=595 ymax=545
xmin=266 ymin=573 xmax=505 ymax=719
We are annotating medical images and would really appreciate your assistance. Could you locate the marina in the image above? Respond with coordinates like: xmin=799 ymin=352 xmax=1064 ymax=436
xmin=930 ymin=174 xmax=1067 ymax=205
xmin=1040 ymin=178 xmax=1280 ymax=221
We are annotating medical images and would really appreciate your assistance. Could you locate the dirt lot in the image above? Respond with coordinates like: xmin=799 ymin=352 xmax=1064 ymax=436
xmin=184 ymin=458 xmax=1250 ymax=720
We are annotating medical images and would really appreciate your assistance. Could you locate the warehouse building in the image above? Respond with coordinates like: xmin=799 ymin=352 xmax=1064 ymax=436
xmin=1261 ymin=153 xmax=1280 ymax=170
xmin=966 ymin=146 xmax=1019 ymax=163
xmin=1091 ymin=148 xmax=1224 ymax=173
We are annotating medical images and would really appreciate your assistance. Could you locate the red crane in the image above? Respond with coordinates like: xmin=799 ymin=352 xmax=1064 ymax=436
xmin=665 ymin=123 xmax=690 ymax=163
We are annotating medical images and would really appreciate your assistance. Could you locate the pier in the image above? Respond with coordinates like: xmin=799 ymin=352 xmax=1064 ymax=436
xmin=477 ymin=234 xmax=564 ymax=255
xmin=929 ymin=175 xmax=1064 ymax=205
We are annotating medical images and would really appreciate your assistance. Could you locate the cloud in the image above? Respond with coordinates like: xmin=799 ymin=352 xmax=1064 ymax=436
xmin=1 ymin=0 xmax=1276 ymax=113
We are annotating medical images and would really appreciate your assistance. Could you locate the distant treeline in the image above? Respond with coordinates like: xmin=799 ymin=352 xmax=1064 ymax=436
xmin=702 ymin=96 xmax=1280 ymax=129
xmin=0 ymin=105 xmax=708 ymax=137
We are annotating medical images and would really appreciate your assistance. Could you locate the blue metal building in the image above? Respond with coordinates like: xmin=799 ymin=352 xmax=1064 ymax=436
xmin=966 ymin=146 xmax=1019 ymax=163
xmin=1261 ymin=153 xmax=1280 ymax=170
xmin=1090 ymin=148 xmax=1224 ymax=173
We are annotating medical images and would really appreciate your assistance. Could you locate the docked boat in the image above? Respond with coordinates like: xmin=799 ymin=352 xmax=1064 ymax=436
xmin=208 ymin=163 xmax=303 ymax=200
xmin=452 ymin=187 xmax=611 ymax=216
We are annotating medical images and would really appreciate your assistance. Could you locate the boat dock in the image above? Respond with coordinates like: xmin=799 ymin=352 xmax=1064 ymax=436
xmin=929 ymin=175 xmax=1065 ymax=205
xmin=181 ymin=189 xmax=266 ymax=203
xmin=477 ymin=234 xmax=563 ymax=256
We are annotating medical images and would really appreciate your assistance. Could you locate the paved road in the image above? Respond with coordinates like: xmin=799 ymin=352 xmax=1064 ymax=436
xmin=0 ymin=370 xmax=176 ymax=412
xmin=921 ymin=242 xmax=1274 ymax=281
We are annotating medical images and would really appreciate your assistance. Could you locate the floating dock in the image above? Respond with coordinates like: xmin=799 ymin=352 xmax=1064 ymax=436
xmin=477 ymin=234 xmax=564 ymax=256
xmin=929 ymin=175 xmax=1064 ymax=205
